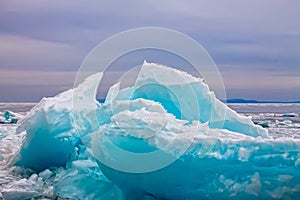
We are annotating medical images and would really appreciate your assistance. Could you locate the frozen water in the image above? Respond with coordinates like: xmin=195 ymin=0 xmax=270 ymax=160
xmin=0 ymin=110 xmax=23 ymax=124
xmin=0 ymin=62 xmax=299 ymax=199
xmin=113 ymin=61 xmax=267 ymax=138
xmin=11 ymin=73 xmax=103 ymax=172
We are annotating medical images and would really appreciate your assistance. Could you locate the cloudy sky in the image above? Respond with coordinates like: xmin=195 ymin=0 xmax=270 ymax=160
xmin=0 ymin=0 xmax=299 ymax=102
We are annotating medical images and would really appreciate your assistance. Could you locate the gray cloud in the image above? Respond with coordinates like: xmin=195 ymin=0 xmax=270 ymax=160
xmin=0 ymin=0 xmax=299 ymax=101
xmin=0 ymin=34 xmax=82 ymax=71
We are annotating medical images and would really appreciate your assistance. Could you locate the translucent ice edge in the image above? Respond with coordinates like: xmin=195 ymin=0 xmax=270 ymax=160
xmin=10 ymin=61 xmax=300 ymax=200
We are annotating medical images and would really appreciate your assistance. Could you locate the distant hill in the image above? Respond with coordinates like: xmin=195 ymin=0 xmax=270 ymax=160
xmin=98 ymin=98 xmax=300 ymax=104
xmin=224 ymin=99 xmax=300 ymax=104
xmin=224 ymin=99 xmax=259 ymax=103
xmin=98 ymin=99 xmax=105 ymax=103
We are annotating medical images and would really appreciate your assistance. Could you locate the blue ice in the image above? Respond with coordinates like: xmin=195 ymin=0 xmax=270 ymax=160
xmin=12 ymin=62 xmax=300 ymax=199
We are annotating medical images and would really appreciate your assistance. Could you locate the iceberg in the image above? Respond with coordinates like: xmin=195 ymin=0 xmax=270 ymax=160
xmin=0 ymin=110 xmax=23 ymax=124
xmin=12 ymin=62 xmax=300 ymax=199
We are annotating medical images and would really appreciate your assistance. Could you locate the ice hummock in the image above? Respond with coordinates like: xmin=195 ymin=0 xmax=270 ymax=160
xmin=118 ymin=62 xmax=267 ymax=138
xmin=0 ymin=110 xmax=23 ymax=124
xmin=9 ymin=62 xmax=300 ymax=199
xmin=11 ymin=73 xmax=103 ymax=172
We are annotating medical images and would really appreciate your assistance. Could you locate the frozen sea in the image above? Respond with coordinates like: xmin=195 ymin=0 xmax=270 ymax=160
xmin=228 ymin=103 xmax=300 ymax=139
xmin=0 ymin=103 xmax=300 ymax=199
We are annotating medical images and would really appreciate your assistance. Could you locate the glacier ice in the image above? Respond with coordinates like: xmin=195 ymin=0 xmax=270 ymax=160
xmin=11 ymin=61 xmax=300 ymax=199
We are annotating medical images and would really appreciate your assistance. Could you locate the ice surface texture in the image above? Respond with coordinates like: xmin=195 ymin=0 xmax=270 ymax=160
xmin=12 ymin=62 xmax=300 ymax=199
